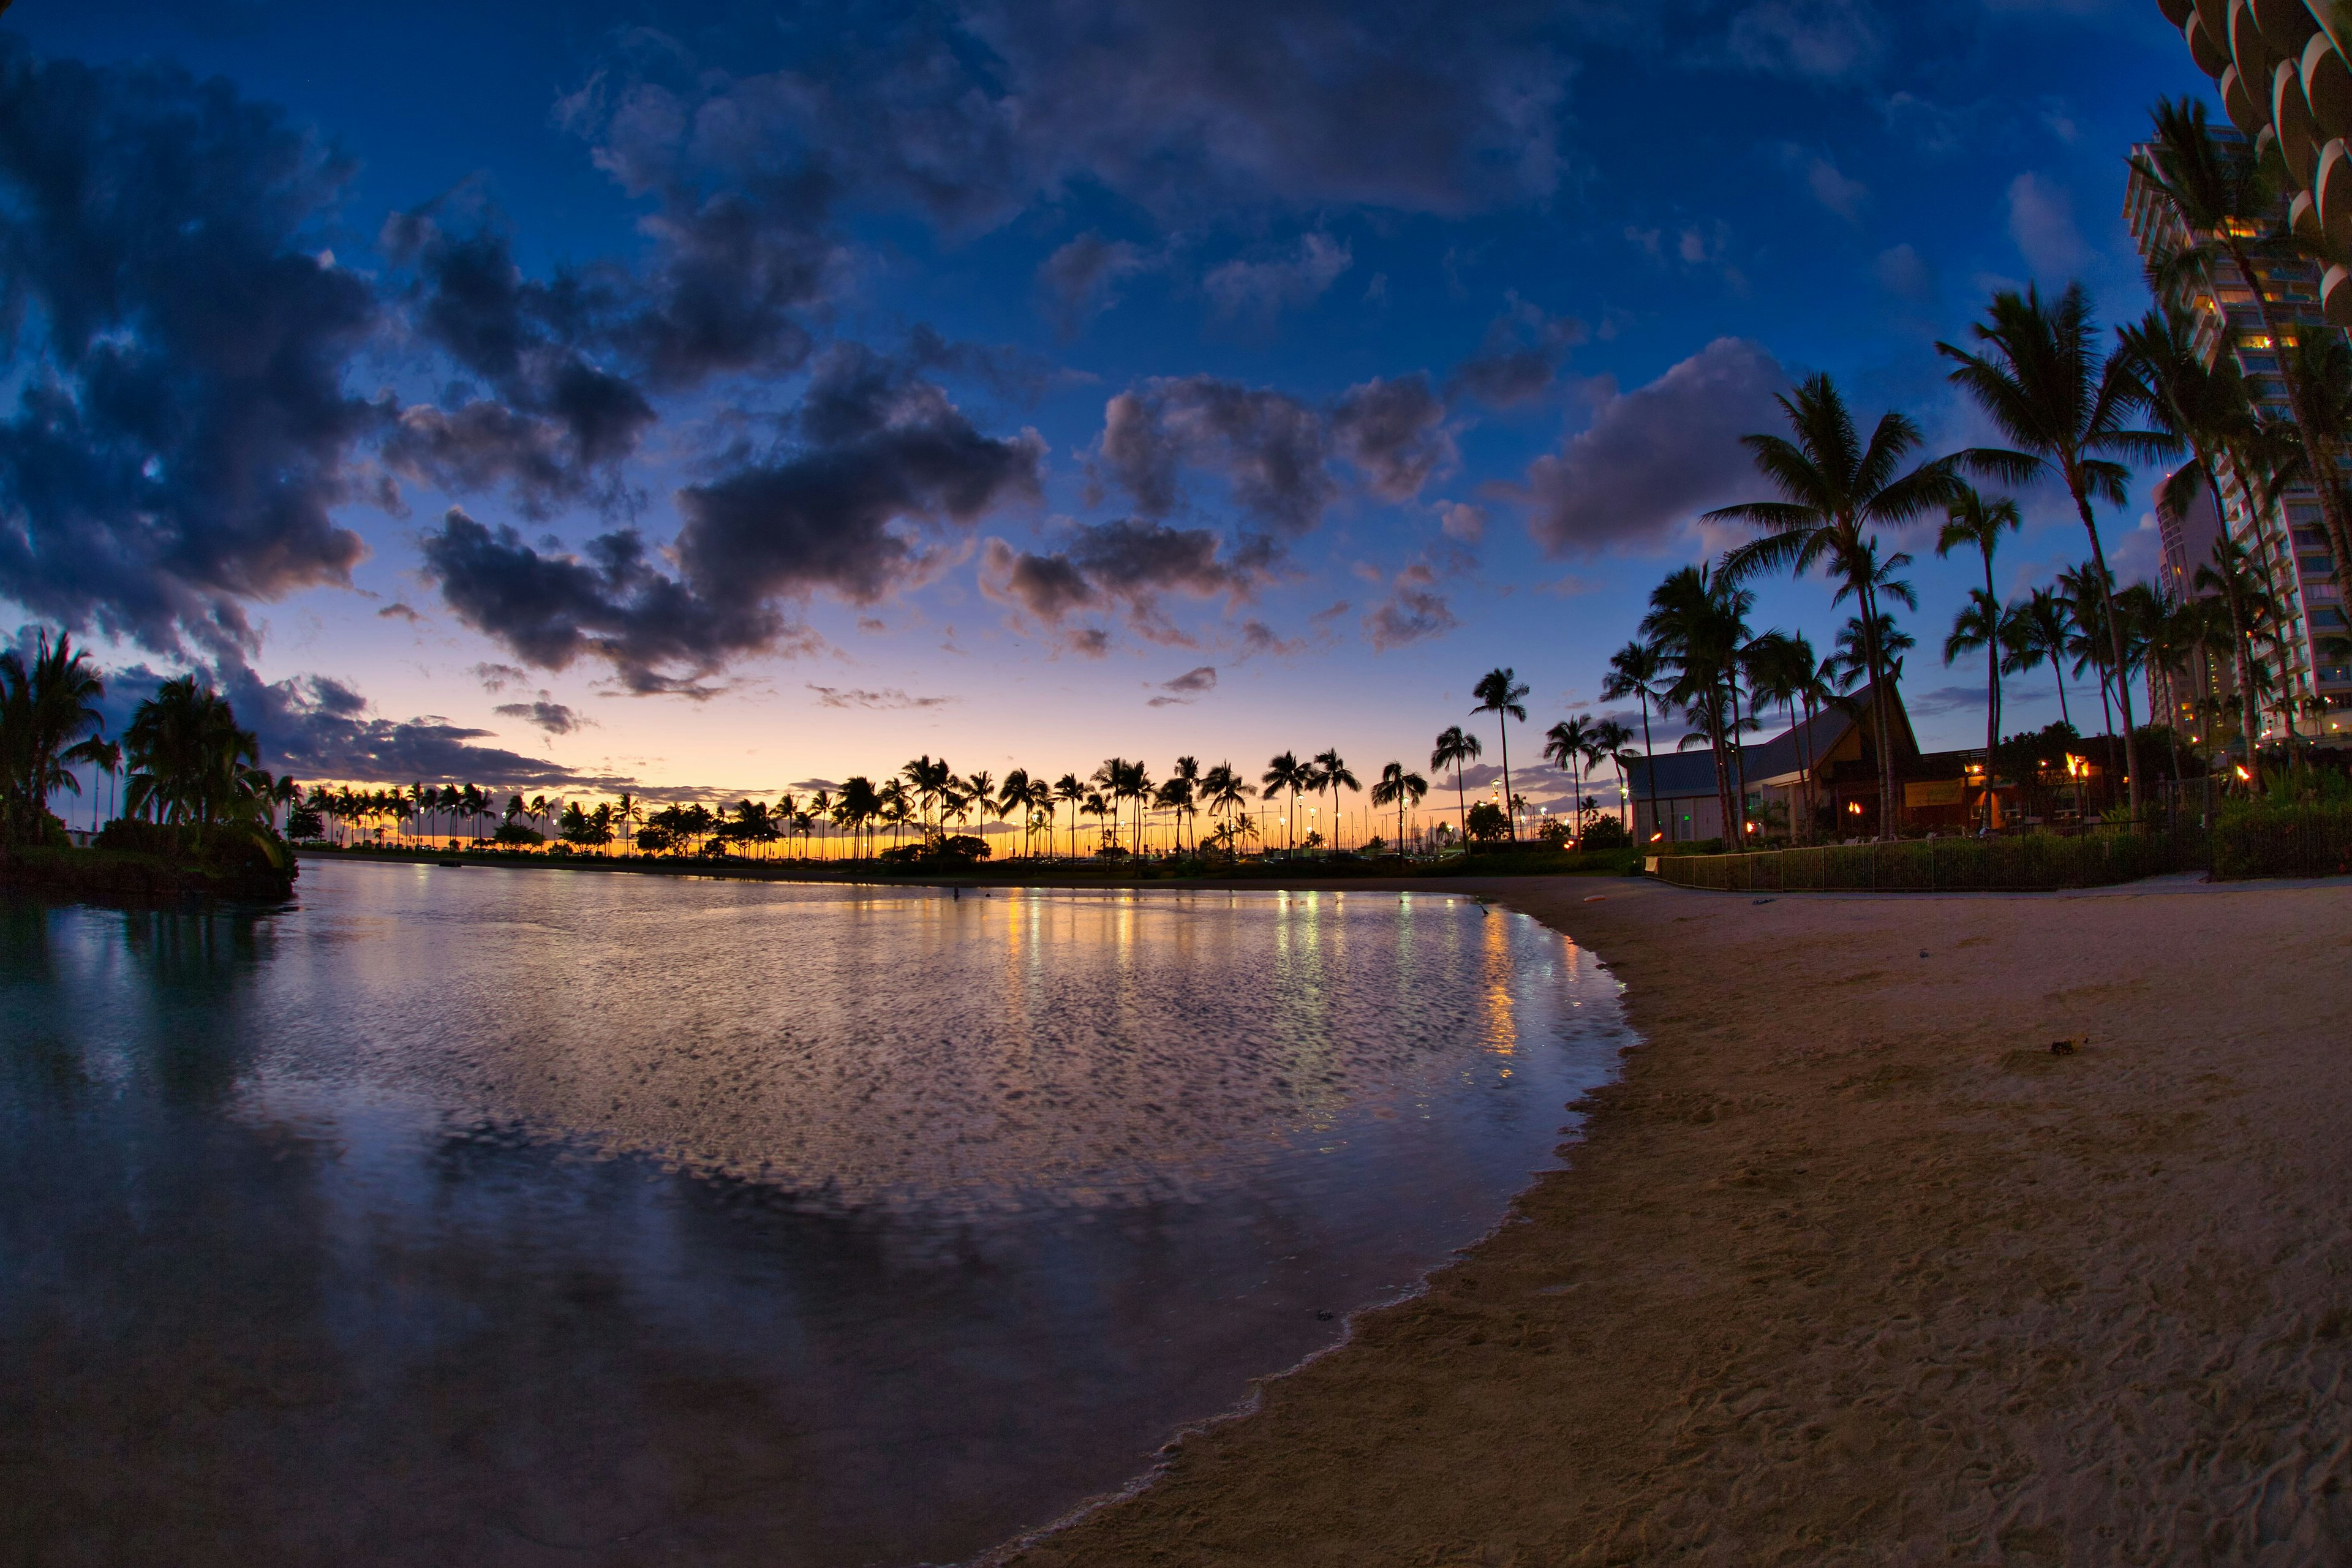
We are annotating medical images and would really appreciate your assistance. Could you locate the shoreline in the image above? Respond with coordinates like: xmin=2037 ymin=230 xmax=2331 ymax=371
xmin=998 ymin=873 xmax=2352 ymax=1564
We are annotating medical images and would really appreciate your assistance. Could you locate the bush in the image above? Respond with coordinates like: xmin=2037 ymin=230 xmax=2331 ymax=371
xmin=2212 ymin=800 xmax=2352 ymax=879
xmin=1465 ymin=802 xmax=1510 ymax=842
xmin=494 ymin=821 xmax=545 ymax=846
xmin=1580 ymin=816 xmax=1629 ymax=850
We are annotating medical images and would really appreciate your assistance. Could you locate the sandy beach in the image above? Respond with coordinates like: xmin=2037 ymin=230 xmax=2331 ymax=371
xmin=1001 ymin=874 xmax=2352 ymax=1566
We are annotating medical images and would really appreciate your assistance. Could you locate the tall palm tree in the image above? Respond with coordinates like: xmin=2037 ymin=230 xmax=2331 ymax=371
xmin=1166 ymin=756 xmax=1203 ymax=853
xmin=1200 ymin=762 xmax=1250 ymax=853
xmin=1642 ymin=567 xmax=1754 ymax=844
xmin=1589 ymin=718 xmax=1634 ymax=832
xmin=2196 ymin=535 xmax=2285 ymax=766
xmin=1542 ymin=715 xmax=1596 ymax=841
xmin=832 ymin=776 xmax=879 ymax=859
xmin=2131 ymin=97 xmax=2352 ymax=589
xmin=1310 ymin=748 xmax=1359 ymax=851
xmin=1260 ymin=752 xmax=1309 ymax=856
xmin=2003 ymin=589 xmax=2076 ymax=731
xmin=1369 ymin=762 xmax=1428 ymax=856
xmin=0 ymin=630 xmax=108 ymax=842
xmin=1054 ymin=772 xmax=1086 ymax=859
xmin=1429 ymin=725 xmax=1482 ymax=854
xmin=2116 ymin=304 xmax=2265 ymax=556
xmin=1706 ymin=373 xmax=1957 ymax=839
xmin=1600 ymin=639 xmax=1668 ymax=842
xmin=1469 ymin=668 xmax=1529 ymax=844
xmin=994 ymin=770 xmax=1033 ymax=858
xmin=66 ymin=736 xmax=124 ymax=833
xmin=1740 ymin=633 xmax=1819 ymax=842
xmin=1939 ymin=282 xmax=2174 ymax=821
xmin=2056 ymin=561 xmax=2121 ymax=744
xmin=1937 ymin=484 xmax=2022 ymax=793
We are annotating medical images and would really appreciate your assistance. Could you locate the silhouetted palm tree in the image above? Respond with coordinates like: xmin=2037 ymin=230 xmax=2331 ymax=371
xmin=1429 ymin=725 xmax=1481 ymax=853
xmin=1370 ymin=761 xmax=1428 ymax=857
xmin=1200 ymin=762 xmax=1248 ymax=853
xmin=1542 ymin=715 xmax=1596 ymax=842
xmin=1054 ymin=772 xmax=1086 ymax=859
xmin=1311 ymin=748 xmax=1358 ymax=851
xmin=1937 ymin=484 xmax=2022 ymax=795
xmin=0 ymin=630 xmax=107 ymax=842
xmin=1600 ymin=639 xmax=1668 ymax=842
xmin=1706 ymin=374 xmax=1956 ymax=837
xmin=1260 ymin=751 xmax=1308 ymax=856
xmin=1469 ymin=668 xmax=1528 ymax=844
xmin=1940 ymin=282 xmax=2172 ymax=821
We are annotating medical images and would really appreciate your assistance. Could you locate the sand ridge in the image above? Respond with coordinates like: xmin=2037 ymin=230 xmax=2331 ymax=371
xmin=998 ymin=875 xmax=2352 ymax=1566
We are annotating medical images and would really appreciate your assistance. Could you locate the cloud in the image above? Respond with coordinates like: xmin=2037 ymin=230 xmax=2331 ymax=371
xmin=1238 ymin=618 xmax=1303 ymax=657
xmin=420 ymin=341 xmax=1042 ymax=690
xmin=1362 ymin=587 xmax=1459 ymax=650
xmin=1035 ymin=232 xmax=1152 ymax=334
xmin=378 ymin=602 xmax=424 ymax=624
xmin=1332 ymin=374 xmax=1455 ymax=500
xmin=1725 ymin=0 xmax=1886 ymax=80
xmin=190 ymin=662 xmax=632 ymax=788
xmin=1439 ymin=502 xmax=1487 ymax=543
xmin=0 ymin=42 xmax=378 ymax=658
xmin=1447 ymin=294 xmax=1587 ymax=407
xmin=1514 ymin=337 xmax=1790 ymax=557
xmin=470 ymin=662 xmax=531 ymax=693
xmin=1099 ymin=375 xmax=1338 ymax=534
xmin=981 ymin=517 xmax=1254 ymax=647
xmin=2007 ymin=172 xmax=2088 ymax=277
xmin=806 ymin=684 xmax=955 ymax=709
xmin=1904 ymin=685 xmax=1986 ymax=718
xmin=494 ymin=698 xmax=593 ymax=735
xmin=1875 ymin=242 xmax=1933 ymax=300
xmin=1147 ymin=664 xmax=1218 ymax=706
xmin=1203 ymin=233 xmax=1352 ymax=319
xmin=1793 ymin=151 xmax=1868 ymax=221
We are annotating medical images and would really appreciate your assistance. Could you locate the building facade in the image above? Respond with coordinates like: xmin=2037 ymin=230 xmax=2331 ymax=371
xmin=2145 ymin=0 xmax=2352 ymax=744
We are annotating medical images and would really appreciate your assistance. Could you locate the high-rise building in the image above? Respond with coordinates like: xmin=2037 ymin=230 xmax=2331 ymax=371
xmin=2126 ymin=6 xmax=2352 ymax=742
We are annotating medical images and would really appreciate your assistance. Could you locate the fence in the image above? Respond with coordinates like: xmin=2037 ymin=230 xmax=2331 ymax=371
xmin=2209 ymin=807 xmax=2352 ymax=880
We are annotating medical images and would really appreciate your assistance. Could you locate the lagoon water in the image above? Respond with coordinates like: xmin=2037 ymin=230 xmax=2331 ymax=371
xmin=0 ymin=859 xmax=1630 ymax=1566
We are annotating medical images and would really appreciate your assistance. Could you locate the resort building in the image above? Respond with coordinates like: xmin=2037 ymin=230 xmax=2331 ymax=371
xmin=2142 ymin=1 xmax=2352 ymax=744
xmin=1626 ymin=684 xmax=1949 ymax=842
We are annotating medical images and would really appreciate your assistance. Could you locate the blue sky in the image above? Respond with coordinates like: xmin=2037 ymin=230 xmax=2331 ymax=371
xmin=1 ymin=0 xmax=2204 ymax=807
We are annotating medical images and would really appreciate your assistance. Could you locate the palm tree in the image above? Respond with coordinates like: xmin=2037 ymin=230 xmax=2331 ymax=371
xmin=1054 ymin=772 xmax=1086 ymax=859
xmin=1740 ymin=634 xmax=1818 ymax=842
xmin=1642 ymin=567 xmax=1754 ymax=844
xmin=1200 ymin=762 xmax=1249 ymax=853
xmin=832 ymin=776 xmax=880 ymax=859
xmin=1706 ymin=374 xmax=1957 ymax=838
xmin=1940 ymin=282 xmax=2174 ymax=821
xmin=1542 ymin=715 xmax=1596 ymax=842
xmin=1428 ymin=725 xmax=1482 ymax=853
xmin=1079 ymin=789 xmax=1112 ymax=853
xmin=1311 ymin=748 xmax=1359 ymax=851
xmin=121 ymin=675 xmax=278 ymax=849
xmin=1166 ymin=756 xmax=1203 ymax=853
xmin=1260 ymin=752 xmax=1309 ymax=856
xmin=1589 ymin=718 xmax=1634 ymax=832
xmin=1937 ymin=484 xmax=2022 ymax=797
xmin=66 ymin=736 xmax=124 ymax=834
xmin=1469 ymin=668 xmax=1529 ymax=845
xmin=2057 ymin=561 xmax=2122 ymax=744
xmin=2196 ymin=535 xmax=2285 ymax=766
xmin=0 ymin=630 xmax=108 ymax=843
xmin=2131 ymin=97 xmax=2352 ymax=590
xmin=1369 ymin=762 xmax=1428 ymax=857
xmin=1600 ymin=639 xmax=1669 ymax=842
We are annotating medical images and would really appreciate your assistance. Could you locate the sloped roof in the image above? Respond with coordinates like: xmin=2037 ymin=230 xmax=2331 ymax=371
xmin=1623 ymin=684 xmax=1910 ymax=798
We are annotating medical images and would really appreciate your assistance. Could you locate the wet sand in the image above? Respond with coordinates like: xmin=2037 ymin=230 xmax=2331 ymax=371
xmin=1000 ymin=875 xmax=2352 ymax=1566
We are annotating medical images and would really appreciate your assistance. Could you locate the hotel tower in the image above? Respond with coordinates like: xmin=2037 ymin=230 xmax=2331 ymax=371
xmin=2139 ymin=0 xmax=2352 ymax=744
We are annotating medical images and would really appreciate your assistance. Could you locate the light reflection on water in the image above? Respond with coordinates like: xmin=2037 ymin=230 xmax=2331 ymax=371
xmin=0 ymin=861 xmax=1629 ymax=1567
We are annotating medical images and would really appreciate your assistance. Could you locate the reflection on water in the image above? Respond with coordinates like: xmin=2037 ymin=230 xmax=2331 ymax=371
xmin=0 ymin=862 xmax=1629 ymax=1567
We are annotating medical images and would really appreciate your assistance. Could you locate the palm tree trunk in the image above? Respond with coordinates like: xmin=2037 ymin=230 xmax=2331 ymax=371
xmin=1496 ymin=723 xmax=1516 ymax=845
xmin=1637 ymin=692 xmax=1660 ymax=843
xmin=2072 ymin=487 xmax=2142 ymax=821
xmin=1860 ymin=577 xmax=1898 ymax=841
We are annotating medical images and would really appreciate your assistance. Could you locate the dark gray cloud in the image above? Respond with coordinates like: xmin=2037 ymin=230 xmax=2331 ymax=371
xmin=564 ymin=1 xmax=1569 ymax=240
xmin=981 ymin=518 xmax=1255 ymax=650
xmin=807 ymin=685 xmax=956 ymax=709
xmin=1099 ymin=375 xmax=1337 ymax=535
xmin=1515 ymin=337 xmax=1790 ymax=557
xmin=0 ymin=42 xmax=379 ymax=657
xmin=1036 ymin=232 xmax=1152 ymax=335
xmin=1203 ymin=233 xmax=1352 ymax=319
xmin=494 ymin=698 xmax=591 ymax=735
xmin=421 ymin=343 xmax=1041 ymax=691
xmin=1447 ymin=295 xmax=1588 ymax=407
xmin=1332 ymin=374 xmax=1454 ymax=501
xmin=1148 ymin=663 xmax=1217 ymax=703
xmin=1362 ymin=586 xmax=1459 ymax=651
xmin=378 ymin=601 xmax=423 ymax=623
xmin=1904 ymin=684 xmax=1986 ymax=718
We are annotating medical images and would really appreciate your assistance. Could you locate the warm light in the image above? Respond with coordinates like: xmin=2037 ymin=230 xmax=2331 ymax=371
xmin=1745 ymin=822 xmax=1758 ymax=833
xmin=1847 ymin=801 xmax=1864 ymax=815
xmin=2234 ymin=764 xmax=2253 ymax=782
xmin=1649 ymin=831 xmax=1664 ymax=842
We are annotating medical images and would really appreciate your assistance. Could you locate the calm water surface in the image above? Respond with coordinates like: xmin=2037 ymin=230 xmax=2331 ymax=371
xmin=0 ymin=859 xmax=1629 ymax=1567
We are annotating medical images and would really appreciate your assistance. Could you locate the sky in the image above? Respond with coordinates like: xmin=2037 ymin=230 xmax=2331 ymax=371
xmin=0 ymin=0 xmax=2209 ymax=813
